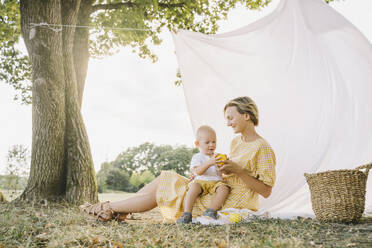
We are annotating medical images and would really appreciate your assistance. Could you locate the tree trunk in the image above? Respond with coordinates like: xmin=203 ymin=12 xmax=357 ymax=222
xmin=62 ymin=0 xmax=98 ymax=204
xmin=0 ymin=191 xmax=7 ymax=202
xmin=19 ymin=0 xmax=67 ymax=201
xmin=74 ymin=0 xmax=94 ymax=107
xmin=19 ymin=0 xmax=98 ymax=204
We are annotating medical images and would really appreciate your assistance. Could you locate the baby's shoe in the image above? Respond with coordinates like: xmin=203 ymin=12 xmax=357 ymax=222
xmin=177 ymin=212 xmax=192 ymax=224
xmin=202 ymin=208 xmax=218 ymax=220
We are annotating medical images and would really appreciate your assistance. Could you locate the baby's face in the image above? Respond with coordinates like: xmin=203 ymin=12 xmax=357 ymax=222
xmin=197 ymin=130 xmax=216 ymax=156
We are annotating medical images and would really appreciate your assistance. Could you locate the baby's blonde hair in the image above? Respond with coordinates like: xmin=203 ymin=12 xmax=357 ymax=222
xmin=196 ymin=125 xmax=216 ymax=140
xmin=224 ymin=96 xmax=259 ymax=126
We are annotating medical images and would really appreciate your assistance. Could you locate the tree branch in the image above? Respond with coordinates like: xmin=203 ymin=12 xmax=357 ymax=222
xmin=158 ymin=3 xmax=185 ymax=8
xmin=91 ymin=2 xmax=135 ymax=12
xmin=91 ymin=1 xmax=185 ymax=13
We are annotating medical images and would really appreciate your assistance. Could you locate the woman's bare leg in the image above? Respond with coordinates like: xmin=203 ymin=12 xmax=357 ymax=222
xmin=137 ymin=176 xmax=159 ymax=194
xmin=109 ymin=176 xmax=159 ymax=214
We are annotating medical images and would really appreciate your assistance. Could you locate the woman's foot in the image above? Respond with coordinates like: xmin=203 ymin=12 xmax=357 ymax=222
xmin=79 ymin=201 xmax=127 ymax=222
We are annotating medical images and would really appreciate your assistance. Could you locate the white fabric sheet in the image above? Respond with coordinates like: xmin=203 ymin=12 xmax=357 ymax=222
xmin=172 ymin=0 xmax=372 ymax=215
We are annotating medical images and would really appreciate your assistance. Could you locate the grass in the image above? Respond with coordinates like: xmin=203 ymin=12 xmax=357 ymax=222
xmin=0 ymin=192 xmax=371 ymax=248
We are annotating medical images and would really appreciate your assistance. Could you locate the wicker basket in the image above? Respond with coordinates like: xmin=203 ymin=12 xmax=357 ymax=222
xmin=304 ymin=163 xmax=372 ymax=222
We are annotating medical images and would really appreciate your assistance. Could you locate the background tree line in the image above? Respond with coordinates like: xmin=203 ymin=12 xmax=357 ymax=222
xmin=0 ymin=143 xmax=198 ymax=195
xmin=96 ymin=142 xmax=198 ymax=192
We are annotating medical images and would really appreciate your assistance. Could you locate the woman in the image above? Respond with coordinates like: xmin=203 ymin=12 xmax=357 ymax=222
xmin=80 ymin=96 xmax=276 ymax=221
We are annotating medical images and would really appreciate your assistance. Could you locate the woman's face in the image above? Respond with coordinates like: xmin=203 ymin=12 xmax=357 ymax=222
xmin=224 ymin=106 xmax=249 ymax=134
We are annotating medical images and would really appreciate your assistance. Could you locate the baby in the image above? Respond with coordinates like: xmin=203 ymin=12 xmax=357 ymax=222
xmin=177 ymin=125 xmax=230 ymax=223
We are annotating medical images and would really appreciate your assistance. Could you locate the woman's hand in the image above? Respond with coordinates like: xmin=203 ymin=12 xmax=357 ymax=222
xmin=217 ymin=159 xmax=243 ymax=175
xmin=219 ymin=159 xmax=273 ymax=198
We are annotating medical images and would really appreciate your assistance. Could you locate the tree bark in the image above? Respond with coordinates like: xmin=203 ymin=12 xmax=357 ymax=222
xmin=74 ymin=0 xmax=94 ymax=107
xmin=62 ymin=0 xmax=98 ymax=204
xmin=19 ymin=0 xmax=67 ymax=201
xmin=0 ymin=191 xmax=7 ymax=202
xmin=19 ymin=0 xmax=98 ymax=204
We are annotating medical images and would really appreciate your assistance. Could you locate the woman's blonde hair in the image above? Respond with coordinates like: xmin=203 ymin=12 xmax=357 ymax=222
xmin=224 ymin=96 xmax=259 ymax=126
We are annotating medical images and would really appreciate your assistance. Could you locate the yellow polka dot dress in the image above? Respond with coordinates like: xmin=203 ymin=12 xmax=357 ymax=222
xmin=156 ymin=136 xmax=276 ymax=220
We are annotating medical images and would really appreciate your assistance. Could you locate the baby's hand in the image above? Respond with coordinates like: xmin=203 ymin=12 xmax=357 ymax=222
xmin=215 ymin=154 xmax=229 ymax=168
xmin=188 ymin=174 xmax=195 ymax=182
xmin=206 ymin=157 xmax=218 ymax=167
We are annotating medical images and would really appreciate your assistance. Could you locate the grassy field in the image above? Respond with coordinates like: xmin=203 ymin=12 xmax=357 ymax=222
xmin=0 ymin=191 xmax=371 ymax=247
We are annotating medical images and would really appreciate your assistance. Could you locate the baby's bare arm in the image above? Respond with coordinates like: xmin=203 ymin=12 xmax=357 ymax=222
xmin=192 ymin=157 xmax=217 ymax=175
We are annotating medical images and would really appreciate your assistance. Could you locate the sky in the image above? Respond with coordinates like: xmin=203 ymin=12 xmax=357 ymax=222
xmin=0 ymin=0 xmax=371 ymax=173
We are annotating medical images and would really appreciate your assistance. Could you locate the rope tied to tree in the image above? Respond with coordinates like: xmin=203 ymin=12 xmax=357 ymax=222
xmin=29 ymin=23 xmax=155 ymax=32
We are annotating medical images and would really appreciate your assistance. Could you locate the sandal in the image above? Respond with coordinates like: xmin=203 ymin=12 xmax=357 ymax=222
xmin=79 ymin=201 xmax=129 ymax=222
xmin=79 ymin=201 xmax=113 ymax=221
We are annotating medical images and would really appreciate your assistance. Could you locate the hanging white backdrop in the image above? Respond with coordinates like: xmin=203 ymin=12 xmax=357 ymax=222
xmin=172 ymin=0 xmax=372 ymax=215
